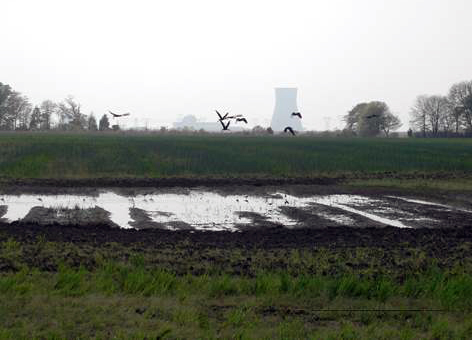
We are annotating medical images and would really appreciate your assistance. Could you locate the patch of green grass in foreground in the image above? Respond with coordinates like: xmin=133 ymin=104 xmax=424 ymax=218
xmin=0 ymin=133 xmax=472 ymax=178
xmin=0 ymin=262 xmax=472 ymax=338
xmin=1 ymin=233 xmax=472 ymax=338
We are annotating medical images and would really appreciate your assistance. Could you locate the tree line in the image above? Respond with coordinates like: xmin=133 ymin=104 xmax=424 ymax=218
xmin=0 ymin=82 xmax=112 ymax=131
xmin=409 ymin=80 xmax=472 ymax=137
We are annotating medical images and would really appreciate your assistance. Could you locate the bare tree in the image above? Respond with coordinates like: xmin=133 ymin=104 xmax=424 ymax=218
xmin=0 ymin=83 xmax=13 ymax=130
xmin=410 ymin=95 xmax=451 ymax=136
xmin=410 ymin=95 xmax=429 ymax=137
xmin=57 ymin=96 xmax=87 ymax=130
xmin=5 ymin=92 xmax=32 ymax=130
xmin=88 ymin=113 xmax=98 ymax=131
xmin=29 ymin=107 xmax=41 ymax=130
xmin=39 ymin=100 xmax=56 ymax=130
xmin=448 ymin=81 xmax=472 ymax=131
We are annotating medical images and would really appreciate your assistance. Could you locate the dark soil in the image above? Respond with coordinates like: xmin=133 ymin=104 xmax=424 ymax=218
xmin=0 ymin=171 xmax=469 ymax=192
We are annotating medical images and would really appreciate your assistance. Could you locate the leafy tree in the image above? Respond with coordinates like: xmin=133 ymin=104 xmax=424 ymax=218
xmin=379 ymin=111 xmax=402 ymax=137
xmin=99 ymin=114 xmax=110 ymax=131
xmin=344 ymin=103 xmax=368 ymax=132
xmin=345 ymin=101 xmax=399 ymax=137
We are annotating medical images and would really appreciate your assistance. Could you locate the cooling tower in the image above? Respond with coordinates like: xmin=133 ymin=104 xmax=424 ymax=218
xmin=270 ymin=87 xmax=303 ymax=132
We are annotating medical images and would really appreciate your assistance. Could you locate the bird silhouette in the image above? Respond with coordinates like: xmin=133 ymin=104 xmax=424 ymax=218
xmin=236 ymin=118 xmax=248 ymax=124
xmin=284 ymin=126 xmax=296 ymax=136
xmin=109 ymin=111 xmax=131 ymax=118
xmin=215 ymin=110 xmax=230 ymax=121
xmin=366 ymin=114 xmax=379 ymax=119
xmin=220 ymin=119 xmax=231 ymax=131
xmin=291 ymin=112 xmax=302 ymax=119
xmin=226 ymin=114 xmax=243 ymax=119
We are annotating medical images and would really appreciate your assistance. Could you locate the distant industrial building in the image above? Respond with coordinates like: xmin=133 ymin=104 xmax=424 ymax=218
xmin=173 ymin=115 xmax=243 ymax=132
xmin=270 ymin=88 xmax=303 ymax=132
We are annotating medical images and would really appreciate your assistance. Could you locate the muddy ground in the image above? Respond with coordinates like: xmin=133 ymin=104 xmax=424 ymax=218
xmin=1 ymin=183 xmax=472 ymax=230
xmin=1 ymin=221 xmax=472 ymax=278
xmin=0 ymin=180 xmax=471 ymax=276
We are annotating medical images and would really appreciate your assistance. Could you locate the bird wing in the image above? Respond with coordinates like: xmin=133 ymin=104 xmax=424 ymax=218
xmin=219 ymin=119 xmax=226 ymax=128
xmin=223 ymin=112 xmax=229 ymax=119
xmin=123 ymin=113 xmax=131 ymax=116
xmin=108 ymin=111 xmax=118 ymax=117
xmin=215 ymin=110 xmax=223 ymax=120
xmin=224 ymin=120 xmax=231 ymax=129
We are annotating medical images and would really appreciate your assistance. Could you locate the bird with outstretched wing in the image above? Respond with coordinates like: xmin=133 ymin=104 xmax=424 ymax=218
xmin=219 ymin=119 xmax=231 ymax=131
xmin=284 ymin=126 xmax=296 ymax=136
xmin=109 ymin=110 xmax=131 ymax=118
xmin=215 ymin=110 xmax=230 ymax=121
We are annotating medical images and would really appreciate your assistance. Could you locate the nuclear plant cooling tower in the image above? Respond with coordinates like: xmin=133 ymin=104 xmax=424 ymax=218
xmin=270 ymin=88 xmax=303 ymax=132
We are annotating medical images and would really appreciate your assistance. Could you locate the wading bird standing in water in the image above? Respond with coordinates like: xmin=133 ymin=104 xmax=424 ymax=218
xmin=108 ymin=111 xmax=131 ymax=118
xmin=284 ymin=126 xmax=296 ymax=136
xmin=291 ymin=112 xmax=302 ymax=119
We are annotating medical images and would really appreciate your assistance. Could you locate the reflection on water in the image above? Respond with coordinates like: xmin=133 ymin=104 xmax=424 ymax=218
xmin=0 ymin=190 xmax=463 ymax=230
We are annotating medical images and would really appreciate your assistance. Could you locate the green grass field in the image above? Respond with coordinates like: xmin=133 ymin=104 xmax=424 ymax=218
xmin=2 ymin=133 xmax=472 ymax=338
xmin=0 ymin=133 xmax=471 ymax=179
xmin=1 ymin=234 xmax=472 ymax=339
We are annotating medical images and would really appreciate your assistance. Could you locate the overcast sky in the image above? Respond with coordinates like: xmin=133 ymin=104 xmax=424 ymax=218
xmin=3 ymin=0 xmax=472 ymax=130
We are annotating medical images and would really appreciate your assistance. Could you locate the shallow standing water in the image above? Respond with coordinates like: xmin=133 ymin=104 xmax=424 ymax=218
xmin=1 ymin=189 xmax=470 ymax=230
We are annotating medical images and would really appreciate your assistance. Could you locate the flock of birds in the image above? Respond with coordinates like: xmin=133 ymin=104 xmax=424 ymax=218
xmin=106 ymin=109 xmax=304 ymax=135
xmin=216 ymin=110 xmax=302 ymax=135
xmin=215 ymin=110 xmax=247 ymax=131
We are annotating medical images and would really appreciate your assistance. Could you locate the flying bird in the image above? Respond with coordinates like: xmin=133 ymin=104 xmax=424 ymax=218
xmin=219 ymin=119 xmax=231 ymax=131
xmin=215 ymin=110 xmax=230 ymax=121
xmin=236 ymin=118 xmax=248 ymax=124
xmin=109 ymin=111 xmax=131 ymax=118
xmin=226 ymin=114 xmax=243 ymax=119
xmin=284 ymin=126 xmax=296 ymax=136
xmin=291 ymin=112 xmax=302 ymax=119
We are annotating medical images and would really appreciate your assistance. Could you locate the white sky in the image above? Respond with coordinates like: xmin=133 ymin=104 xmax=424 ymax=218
xmin=2 ymin=0 xmax=472 ymax=130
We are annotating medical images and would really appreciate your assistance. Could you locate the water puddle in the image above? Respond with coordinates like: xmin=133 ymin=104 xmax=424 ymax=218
xmin=0 ymin=190 xmax=467 ymax=230
xmin=386 ymin=196 xmax=472 ymax=213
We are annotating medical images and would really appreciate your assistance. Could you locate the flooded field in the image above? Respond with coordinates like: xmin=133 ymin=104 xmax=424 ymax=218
xmin=1 ymin=188 xmax=471 ymax=230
